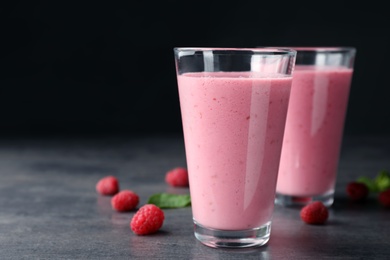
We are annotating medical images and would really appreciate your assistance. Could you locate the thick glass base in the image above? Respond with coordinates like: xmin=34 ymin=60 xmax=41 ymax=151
xmin=275 ymin=191 xmax=334 ymax=207
xmin=194 ymin=220 xmax=271 ymax=248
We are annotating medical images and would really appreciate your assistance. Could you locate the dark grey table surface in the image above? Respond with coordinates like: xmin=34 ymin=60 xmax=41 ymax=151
xmin=0 ymin=134 xmax=389 ymax=260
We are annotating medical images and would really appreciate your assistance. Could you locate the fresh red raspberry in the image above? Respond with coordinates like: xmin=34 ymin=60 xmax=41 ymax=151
xmin=96 ymin=176 xmax=119 ymax=196
xmin=346 ymin=182 xmax=369 ymax=201
xmin=111 ymin=190 xmax=140 ymax=212
xmin=300 ymin=201 xmax=329 ymax=225
xmin=378 ymin=189 xmax=390 ymax=207
xmin=130 ymin=204 xmax=165 ymax=235
xmin=165 ymin=167 xmax=189 ymax=187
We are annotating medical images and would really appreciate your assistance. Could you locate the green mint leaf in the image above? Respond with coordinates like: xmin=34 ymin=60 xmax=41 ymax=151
xmin=374 ymin=170 xmax=390 ymax=192
xmin=356 ymin=176 xmax=378 ymax=192
xmin=147 ymin=193 xmax=191 ymax=209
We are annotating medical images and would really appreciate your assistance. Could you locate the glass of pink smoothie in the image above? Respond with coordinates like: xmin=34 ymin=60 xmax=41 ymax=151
xmin=275 ymin=47 xmax=356 ymax=207
xmin=174 ymin=47 xmax=296 ymax=248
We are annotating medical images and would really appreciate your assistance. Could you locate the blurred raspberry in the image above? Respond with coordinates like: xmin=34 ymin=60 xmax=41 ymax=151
xmin=346 ymin=182 xmax=369 ymax=201
xmin=111 ymin=190 xmax=139 ymax=212
xmin=300 ymin=201 xmax=329 ymax=225
xmin=165 ymin=167 xmax=189 ymax=187
xmin=378 ymin=189 xmax=390 ymax=207
xmin=130 ymin=204 xmax=165 ymax=235
xmin=96 ymin=176 xmax=119 ymax=196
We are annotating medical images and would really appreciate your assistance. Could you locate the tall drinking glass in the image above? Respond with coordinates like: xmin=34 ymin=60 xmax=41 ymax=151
xmin=174 ymin=48 xmax=296 ymax=248
xmin=275 ymin=47 xmax=356 ymax=207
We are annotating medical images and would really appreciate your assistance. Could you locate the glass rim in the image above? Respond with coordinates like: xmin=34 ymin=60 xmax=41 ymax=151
xmin=259 ymin=46 xmax=356 ymax=54
xmin=174 ymin=47 xmax=297 ymax=56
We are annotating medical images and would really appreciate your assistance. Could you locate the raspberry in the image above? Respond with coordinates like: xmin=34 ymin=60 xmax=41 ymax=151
xmin=96 ymin=175 xmax=119 ymax=196
xmin=111 ymin=190 xmax=140 ymax=212
xmin=165 ymin=167 xmax=189 ymax=187
xmin=378 ymin=189 xmax=390 ymax=207
xmin=130 ymin=204 xmax=165 ymax=235
xmin=346 ymin=182 xmax=369 ymax=201
xmin=300 ymin=201 xmax=329 ymax=225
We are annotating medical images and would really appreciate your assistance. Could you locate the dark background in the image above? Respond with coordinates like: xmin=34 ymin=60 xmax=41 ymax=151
xmin=1 ymin=1 xmax=389 ymax=137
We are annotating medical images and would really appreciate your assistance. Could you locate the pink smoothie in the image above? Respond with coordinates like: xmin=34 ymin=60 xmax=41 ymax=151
xmin=177 ymin=71 xmax=292 ymax=230
xmin=277 ymin=65 xmax=353 ymax=197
